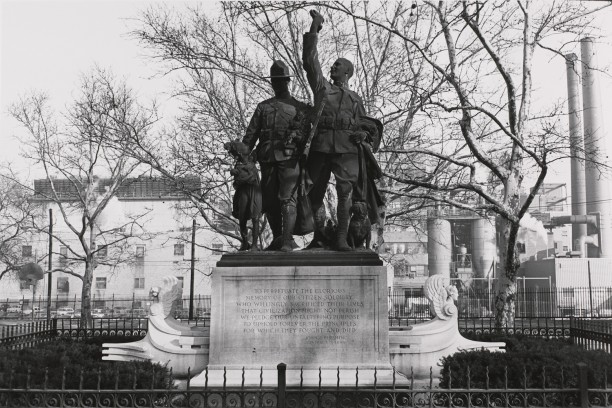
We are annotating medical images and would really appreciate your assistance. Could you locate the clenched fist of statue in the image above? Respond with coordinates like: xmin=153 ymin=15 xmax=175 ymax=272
xmin=350 ymin=131 xmax=368 ymax=144
xmin=309 ymin=10 xmax=325 ymax=33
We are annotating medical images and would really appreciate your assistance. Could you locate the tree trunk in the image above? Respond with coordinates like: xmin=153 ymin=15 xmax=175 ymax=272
xmin=495 ymin=215 xmax=521 ymax=329
xmin=80 ymin=259 xmax=93 ymax=329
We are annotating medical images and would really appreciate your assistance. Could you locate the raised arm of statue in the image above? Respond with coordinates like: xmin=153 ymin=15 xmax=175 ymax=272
xmin=303 ymin=10 xmax=326 ymax=96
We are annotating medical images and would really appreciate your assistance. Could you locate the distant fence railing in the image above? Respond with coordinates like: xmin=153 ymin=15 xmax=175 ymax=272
xmin=571 ymin=318 xmax=612 ymax=353
xmin=0 ymin=362 xmax=609 ymax=407
xmin=3 ymin=287 xmax=611 ymax=320
xmin=0 ymin=318 xmax=149 ymax=349
xmin=0 ymin=295 xmax=212 ymax=319
xmin=389 ymin=286 xmax=612 ymax=320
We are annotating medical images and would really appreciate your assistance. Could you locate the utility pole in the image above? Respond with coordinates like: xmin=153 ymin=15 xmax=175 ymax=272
xmin=47 ymin=208 xmax=53 ymax=321
xmin=189 ymin=219 xmax=196 ymax=320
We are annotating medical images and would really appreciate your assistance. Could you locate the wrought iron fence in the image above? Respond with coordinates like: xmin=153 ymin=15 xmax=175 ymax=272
xmin=571 ymin=318 xmax=612 ymax=353
xmin=0 ymin=320 xmax=57 ymax=350
xmin=53 ymin=317 xmax=149 ymax=340
xmin=0 ymin=363 xmax=609 ymax=407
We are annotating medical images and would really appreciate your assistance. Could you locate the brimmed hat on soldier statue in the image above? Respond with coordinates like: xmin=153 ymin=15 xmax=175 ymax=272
xmin=263 ymin=60 xmax=293 ymax=79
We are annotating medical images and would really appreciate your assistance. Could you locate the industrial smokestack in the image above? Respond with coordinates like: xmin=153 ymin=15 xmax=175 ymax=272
xmin=580 ymin=38 xmax=612 ymax=257
xmin=427 ymin=218 xmax=452 ymax=278
xmin=565 ymin=53 xmax=587 ymax=248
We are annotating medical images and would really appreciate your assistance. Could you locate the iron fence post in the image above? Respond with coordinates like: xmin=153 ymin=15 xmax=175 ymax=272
xmin=278 ymin=362 xmax=286 ymax=408
xmin=577 ymin=362 xmax=589 ymax=408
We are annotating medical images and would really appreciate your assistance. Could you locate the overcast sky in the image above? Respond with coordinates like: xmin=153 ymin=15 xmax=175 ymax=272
xmin=2 ymin=1 xmax=612 ymax=186
xmin=0 ymin=0 xmax=180 ymax=178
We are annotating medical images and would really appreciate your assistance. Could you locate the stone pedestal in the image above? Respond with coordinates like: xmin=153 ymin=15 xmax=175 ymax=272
xmin=190 ymin=251 xmax=400 ymax=387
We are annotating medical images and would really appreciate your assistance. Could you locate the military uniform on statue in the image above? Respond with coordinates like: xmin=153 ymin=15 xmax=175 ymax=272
xmin=242 ymin=61 xmax=310 ymax=251
xmin=302 ymin=11 xmax=368 ymax=251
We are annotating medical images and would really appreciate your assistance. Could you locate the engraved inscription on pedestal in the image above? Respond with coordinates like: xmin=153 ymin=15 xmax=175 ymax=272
xmin=232 ymin=283 xmax=369 ymax=349
xmin=208 ymin=266 xmax=389 ymax=368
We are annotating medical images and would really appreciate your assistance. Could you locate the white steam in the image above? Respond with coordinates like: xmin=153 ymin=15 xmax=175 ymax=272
xmin=517 ymin=213 xmax=548 ymax=245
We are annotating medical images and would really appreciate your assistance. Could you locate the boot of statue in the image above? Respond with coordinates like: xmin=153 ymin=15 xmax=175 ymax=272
xmin=264 ymin=213 xmax=283 ymax=251
xmin=280 ymin=203 xmax=297 ymax=252
xmin=250 ymin=217 xmax=261 ymax=252
xmin=335 ymin=194 xmax=352 ymax=252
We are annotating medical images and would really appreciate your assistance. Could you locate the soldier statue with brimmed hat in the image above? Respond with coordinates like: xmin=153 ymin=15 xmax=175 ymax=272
xmin=242 ymin=60 xmax=311 ymax=251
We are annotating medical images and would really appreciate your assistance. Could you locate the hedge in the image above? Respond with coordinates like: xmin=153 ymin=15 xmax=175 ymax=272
xmin=440 ymin=334 xmax=612 ymax=389
xmin=0 ymin=338 xmax=172 ymax=389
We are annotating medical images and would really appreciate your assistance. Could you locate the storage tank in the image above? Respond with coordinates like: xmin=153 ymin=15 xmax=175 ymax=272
xmin=581 ymin=38 xmax=612 ymax=257
xmin=427 ymin=218 xmax=452 ymax=278
xmin=471 ymin=218 xmax=496 ymax=279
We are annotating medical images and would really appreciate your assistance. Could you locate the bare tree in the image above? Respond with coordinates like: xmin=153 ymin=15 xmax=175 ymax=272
xmin=9 ymin=67 xmax=157 ymax=327
xmin=0 ymin=169 xmax=41 ymax=281
xmin=309 ymin=0 xmax=611 ymax=327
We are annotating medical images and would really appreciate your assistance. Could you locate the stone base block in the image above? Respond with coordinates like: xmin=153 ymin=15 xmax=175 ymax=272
xmin=192 ymin=262 xmax=396 ymax=387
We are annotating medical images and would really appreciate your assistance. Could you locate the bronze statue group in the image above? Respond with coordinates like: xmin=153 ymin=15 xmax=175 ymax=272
xmin=225 ymin=10 xmax=383 ymax=253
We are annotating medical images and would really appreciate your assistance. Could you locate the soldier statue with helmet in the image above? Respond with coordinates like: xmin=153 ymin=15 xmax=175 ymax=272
xmin=242 ymin=60 xmax=311 ymax=252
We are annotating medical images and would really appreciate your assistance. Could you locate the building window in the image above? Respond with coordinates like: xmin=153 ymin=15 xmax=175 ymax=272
xmin=394 ymin=263 xmax=407 ymax=277
xmin=59 ymin=245 xmax=68 ymax=265
xmin=517 ymin=242 xmax=526 ymax=254
xmin=93 ymin=300 xmax=106 ymax=308
xmin=211 ymin=242 xmax=223 ymax=254
xmin=412 ymin=265 xmax=426 ymax=276
xmin=406 ymin=243 xmax=427 ymax=254
xmin=136 ymin=245 xmax=145 ymax=258
xmin=174 ymin=244 xmax=185 ymax=256
xmin=97 ymin=245 xmax=108 ymax=257
xmin=176 ymin=277 xmax=184 ymax=289
xmin=95 ymin=277 xmax=107 ymax=290
xmin=134 ymin=278 xmax=145 ymax=289
xmin=562 ymin=246 xmax=568 ymax=252
xmin=57 ymin=277 xmax=69 ymax=294
xmin=22 ymin=245 xmax=32 ymax=257
xmin=20 ymin=280 xmax=31 ymax=290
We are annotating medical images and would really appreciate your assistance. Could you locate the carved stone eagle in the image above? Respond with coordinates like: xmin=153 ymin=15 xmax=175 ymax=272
xmin=149 ymin=276 xmax=181 ymax=318
xmin=424 ymin=274 xmax=458 ymax=320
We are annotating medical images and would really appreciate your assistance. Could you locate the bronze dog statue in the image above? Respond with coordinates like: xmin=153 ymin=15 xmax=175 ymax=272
xmin=347 ymin=201 xmax=371 ymax=250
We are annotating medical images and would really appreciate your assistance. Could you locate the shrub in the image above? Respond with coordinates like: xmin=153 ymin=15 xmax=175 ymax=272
xmin=0 ymin=338 xmax=172 ymax=389
xmin=440 ymin=335 xmax=612 ymax=389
